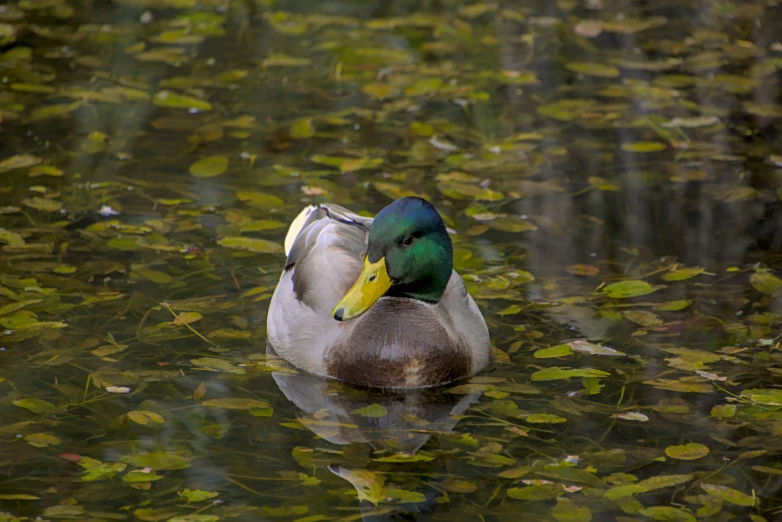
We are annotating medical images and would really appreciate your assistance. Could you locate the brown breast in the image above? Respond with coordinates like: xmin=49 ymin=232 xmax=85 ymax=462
xmin=324 ymin=298 xmax=472 ymax=388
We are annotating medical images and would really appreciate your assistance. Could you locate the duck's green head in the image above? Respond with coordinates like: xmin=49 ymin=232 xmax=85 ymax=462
xmin=332 ymin=197 xmax=453 ymax=321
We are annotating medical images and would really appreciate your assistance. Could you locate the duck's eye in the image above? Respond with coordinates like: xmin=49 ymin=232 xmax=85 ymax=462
xmin=368 ymin=275 xmax=376 ymax=282
xmin=402 ymin=236 xmax=414 ymax=247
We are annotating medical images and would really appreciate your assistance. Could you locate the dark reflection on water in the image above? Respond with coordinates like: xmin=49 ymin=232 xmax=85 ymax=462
xmin=1 ymin=0 xmax=782 ymax=520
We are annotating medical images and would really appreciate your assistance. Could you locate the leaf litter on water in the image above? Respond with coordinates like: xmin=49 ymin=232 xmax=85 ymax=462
xmin=1 ymin=1 xmax=782 ymax=520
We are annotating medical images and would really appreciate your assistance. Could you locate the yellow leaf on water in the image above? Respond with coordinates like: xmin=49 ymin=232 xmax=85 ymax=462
xmin=351 ymin=403 xmax=388 ymax=417
xmin=29 ymin=101 xmax=82 ymax=122
xmin=534 ymin=344 xmax=573 ymax=358
xmin=81 ymin=131 xmax=107 ymax=154
xmin=362 ymin=82 xmax=394 ymax=99
xmin=218 ymin=237 xmax=284 ymax=254
xmin=621 ymin=141 xmax=667 ymax=153
xmin=665 ymin=443 xmax=709 ymax=460
xmin=638 ymin=506 xmax=695 ymax=522
xmin=508 ymin=484 xmax=563 ymax=501
xmin=190 ymin=357 xmax=246 ymax=374
xmin=22 ymin=197 xmax=62 ymax=212
xmin=552 ymin=497 xmax=592 ymax=522
xmin=565 ymin=264 xmax=600 ymax=276
xmin=25 ymin=432 xmax=60 ymax=447
xmin=290 ymin=119 xmax=315 ymax=139
xmin=28 ymin=165 xmax=63 ymax=177
xmin=653 ymin=300 xmax=692 ymax=312
xmin=262 ymin=53 xmax=311 ymax=68
xmin=128 ymin=410 xmax=165 ymax=425
xmin=0 ymin=154 xmax=42 ymax=173
xmin=0 ymin=228 xmax=25 ymax=247
xmin=526 ymin=413 xmax=567 ymax=423
xmin=193 ymin=382 xmax=206 ymax=400
xmin=202 ymin=398 xmax=269 ymax=410
xmin=566 ymin=61 xmax=619 ymax=78
xmin=13 ymin=398 xmax=55 ymax=414
xmin=172 ymin=312 xmax=202 ymax=325
xmin=442 ymin=477 xmax=477 ymax=493
xmin=662 ymin=267 xmax=705 ymax=281
xmin=235 ymin=190 xmax=285 ymax=207
xmin=602 ymin=16 xmax=667 ymax=34
xmin=91 ymin=344 xmax=128 ymax=357
xmin=131 ymin=264 xmax=173 ymax=284
xmin=623 ymin=309 xmax=663 ymax=327
xmin=601 ymin=280 xmax=658 ymax=298
xmin=701 ymin=483 xmax=756 ymax=506
xmin=189 ymin=155 xmax=228 ymax=178
xmin=498 ymin=466 xmax=531 ymax=479
xmin=154 ymin=90 xmax=212 ymax=111
xmin=750 ymin=272 xmax=782 ymax=296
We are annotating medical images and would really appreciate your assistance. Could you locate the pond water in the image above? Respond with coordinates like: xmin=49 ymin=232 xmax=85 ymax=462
xmin=1 ymin=0 xmax=782 ymax=520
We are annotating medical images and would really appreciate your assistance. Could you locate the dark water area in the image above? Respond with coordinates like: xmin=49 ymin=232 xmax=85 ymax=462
xmin=1 ymin=0 xmax=782 ymax=520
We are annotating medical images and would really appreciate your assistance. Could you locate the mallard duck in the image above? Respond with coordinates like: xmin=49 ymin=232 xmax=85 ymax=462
xmin=267 ymin=196 xmax=491 ymax=389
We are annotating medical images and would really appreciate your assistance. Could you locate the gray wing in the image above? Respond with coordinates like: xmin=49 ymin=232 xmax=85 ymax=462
xmin=285 ymin=204 xmax=372 ymax=315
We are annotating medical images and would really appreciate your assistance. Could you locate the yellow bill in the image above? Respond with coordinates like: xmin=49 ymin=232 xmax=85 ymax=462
xmin=332 ymin=256 xmax=392 ymax=321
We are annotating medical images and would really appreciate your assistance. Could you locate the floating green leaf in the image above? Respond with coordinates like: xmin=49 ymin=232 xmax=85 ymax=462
xmin=190 ymin=358 xmax=247 ymax=374
xmin=0 ymin=154 xmax=42 ymax=173
xmin=526 ymin=413 xmax=567 ymax=423
xmin=81 ymin=131 xmax=107 ymax=155
xmin=168 ymin=516 xmax=219 ymax=522
xmin=552 ymin=497 xmax=592 ymax=522
xmin=750 ymin=272 xmax=782 ymax=296
xmin=374 ymin=453 xmax=434 ymax=463
xmin=362 ymin=82 xmax=395 ymax=99
xmin=662 ymin=267 xmax=706 ymax=281
xmin=132 ymin=264 xmax=173 ymax=284
xmin=701 ymin=483 xmax=756 ymax=506
xmin=123 ymin=470 xmax=164 ymax=483
xmin=179 ymin=489 xmax=219 ymax=503
xmin=351 ymin=404 xmax=389 ymax=418
xmin=218 ymin=237 xmax=284 ymax=254
xmin=621 ymin=141 xmax=667 ymax=152
xmin=154 ymin=90 xmax=212 ymax=110
xmin=604 ymin=474 xmax=693 ymax=500
xmin=290 ymin=119 xmax=315 ymax=139
xmin=42 ymin=505 xmax=85 ymax=517
xmin=507 ymin=484 xmax=563 ymax=501
xmin=189 ymin=155 xmax=228 ymax=178
xmin=601 ymin=280 xmax=658 ymax=298
xmin=566 ymin=61 xmax=620 ymax=78
xmin=262 ymin=53 xmax=311 ymax=67
xmin=568 ymin=340 xmax=624 ymax=356
xmin=654 ymin=300 xmax=692 ymax=312
xmin=531 ymin=368 xmax=610 ymax=381
xmin=24 ymin=433 xmax=60 ymax=447
xmin=128 ymin=410 xmax=165 ymax=425
xmin=534 ymin=344 xmax=573 ymax=358
xmin=235 ymin=190 xmax=285 ymax=207
xmin=740 ymin=389 xmax=782 ymax=406
xmin=13 ymin=398 xmax=55 ymax=414
xmin=638 ymin=506 xmax=695 ymax=522
xmin=22 ymin=197 xmax=62 ymax=212
xmin=709 ymin=404 xmax=735 ymax=420
xmin=623 ymin=309 xmax=663 ymax=327
xmin=202 ymin=398 xmax=269 ymax=409
xmin=0 ymin=228 xmax=25 ymax=247
xmin=665 ymin=443 xmax=709 ymax=460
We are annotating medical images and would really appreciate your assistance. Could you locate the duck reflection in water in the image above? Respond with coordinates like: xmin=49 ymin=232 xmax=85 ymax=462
xmin=269 ymin=355 xmax=482 ymax=521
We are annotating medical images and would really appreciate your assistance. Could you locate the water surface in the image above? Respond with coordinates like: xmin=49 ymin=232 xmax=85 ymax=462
xmin=1 ymin=0 xmax=782 ymax=520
